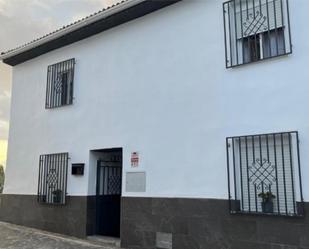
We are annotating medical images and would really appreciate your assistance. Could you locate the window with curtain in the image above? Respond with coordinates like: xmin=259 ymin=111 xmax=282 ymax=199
xmin=223 ymin=0 xmax=292 ymax=68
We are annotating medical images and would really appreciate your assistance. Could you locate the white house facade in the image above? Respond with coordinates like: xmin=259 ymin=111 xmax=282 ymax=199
xmin=0 ymin=0 xmax=309 ymax=248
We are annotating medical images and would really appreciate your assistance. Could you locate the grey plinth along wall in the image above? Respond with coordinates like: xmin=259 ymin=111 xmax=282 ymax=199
xmin=0 ymin=194 xmax=94 ymax=238
xmin=121 ymin=197 xmax=309 ymax=249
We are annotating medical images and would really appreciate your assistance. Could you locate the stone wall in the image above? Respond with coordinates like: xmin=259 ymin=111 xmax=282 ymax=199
xmin=121 ymin=197 xmax=309 ymax=249
xmin=0 ymin=194 xmax=90 ymax=238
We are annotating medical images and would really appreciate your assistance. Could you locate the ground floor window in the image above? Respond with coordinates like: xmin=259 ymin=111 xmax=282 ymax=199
xmin=37 ymin=153 xmax=69 ymax=205
xmin=226 ymin=131 xmax=304 ymax=216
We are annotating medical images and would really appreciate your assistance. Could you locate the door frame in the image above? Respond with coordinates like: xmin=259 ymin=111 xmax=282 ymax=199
xmin=94 ymin=148 xmax=123 ymax=237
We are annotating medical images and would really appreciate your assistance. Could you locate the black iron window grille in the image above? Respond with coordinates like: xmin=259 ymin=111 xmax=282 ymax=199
xmin=37 ymin=153 xmax=69 ymax=205
xmin=226 ymin=132 xmax=304 ymax=216
xmin=223 ymin=0 xmax=292 ymax=68
xmin=45 ymin=58 xmax=75 ymax=108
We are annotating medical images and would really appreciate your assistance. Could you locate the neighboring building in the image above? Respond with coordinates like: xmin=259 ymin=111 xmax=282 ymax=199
xmin=0 ymin=0 xmax=308 ymax=248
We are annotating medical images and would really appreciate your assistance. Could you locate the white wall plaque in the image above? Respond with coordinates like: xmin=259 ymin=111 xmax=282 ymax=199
xmin=125 ymin=172 xmax=146 ymax=192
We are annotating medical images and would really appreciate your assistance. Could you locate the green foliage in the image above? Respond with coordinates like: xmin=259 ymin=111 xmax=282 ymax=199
xmin=0 ymin=165 xmax=4 ymax=193
xmin=258 ymin=191 xmax=276 ymax=202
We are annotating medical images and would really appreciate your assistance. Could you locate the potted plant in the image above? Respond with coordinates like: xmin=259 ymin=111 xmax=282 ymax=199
xmin=52 ymin=189 xmax=62 ymax=204
xmin=258 ymin=191 xmax=276 ymax=213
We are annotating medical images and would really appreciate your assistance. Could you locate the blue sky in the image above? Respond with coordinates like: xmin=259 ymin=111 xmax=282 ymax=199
xmin=0 ymin=0 xmax=120 ymax=166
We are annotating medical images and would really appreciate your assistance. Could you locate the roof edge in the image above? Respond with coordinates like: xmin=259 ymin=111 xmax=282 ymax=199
xmin=0 ymin=0 xmax=145 ymax=61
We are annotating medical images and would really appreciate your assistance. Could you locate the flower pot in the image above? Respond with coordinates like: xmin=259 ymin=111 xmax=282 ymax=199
xmin=39 ymin=195 xmax=46 ymax=203
xmin=261 ymin=200 xmax=274 ymax=213
xmin=52 ymin=191 xmax=62 ymax=204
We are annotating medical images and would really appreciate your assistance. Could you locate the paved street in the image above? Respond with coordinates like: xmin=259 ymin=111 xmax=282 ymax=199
xmin=0 ymin=222 xmax=118 ymax=249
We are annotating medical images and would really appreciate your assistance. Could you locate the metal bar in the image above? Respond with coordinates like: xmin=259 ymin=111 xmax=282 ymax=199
xmin=252 ymin=135 xmax=258 ymax=210
xmin=54 ymin=63 xmax=59 ymax=107
xmin=61 ymin=153 xmax=65 ymax=203
xmin=252 ymin=0 xmax=259 ymax=61
xmin=44 ymin=155 xmax=48 ymax=203
xmin=245 ymin=14 xmax=265 ymax=36
xmin=61 ymin=60 xmax=67 ymax=105
xmin=45 ymin=67 xmax=51 ymax=108
xmin=266 ymin=134 xmax=270 ymax=162
xmin=60 ymin=61 xmax=65 ymax=106
xmin=246 ymin=0 xmax=249 ymax=19
xmin=288 ymin=133 xmax=296 ymax=214
xmin=252 ymin=136 xmax=256 ymax=164
xmin=239 ymin=137 xmax=244 ymax=210
xmin=50 ymin=64 xmax=55 ymax=108
xmin=59 ymin=154 xmax=63 ymax=204
xmin=266 ymin=0 xmax=272 ymax=57
xmin=255 ymin=184 xmax=258 ymax=212
xmin=245 ymin=0 xmax=250 ymax=64
xmin=226 ymin=138 xmax=232 ymax=212
xmin=240 ymin=0 xmax=245 ymax=63
xmin=259 ymin=135 xmax=263 ymax=170
xmin=296 ymin=132 xmax=304 ymax=204
xmin=281 ymin=133 xmax=288 ymax=214
xmin=245 ymin=136 xmax=251 ymax=212
xmin=273 ymin=0 xmax=279 ymax=55
xmin=233 ymin=0 xmax=239 ymax=65
xmin=227 ymin=51 xmax=292 ymax=68
xmin=64 ymin=153 xmax=69 ymax=203
xmin=280 ymin=0 xmax=286 ymax=53
xmin=227 ymin=131 xmax=298 ymax=139
xmin=70 ymin=59 xmax=75 ymax=104
xmin=273 ymin=134 xmax=280 ymax=214
xmin=37 ymin=156 xmax=43 ymax=201
xmin=62 ymin=153 xmax=66 ymax=204
xmin=286 ymin=0 xmax=292 ymax=53
xmin=53 ymin=154 xmax=58 ymax=201
xmin=59 ymin=61 xmax=64 ymax=106
xmin=46 ymin=155 xmax=51 ymax=204
xmin=232 ymin=138 xmax=238 ymax=202
xmin=228 ymin=2 xmax=233 ymax=66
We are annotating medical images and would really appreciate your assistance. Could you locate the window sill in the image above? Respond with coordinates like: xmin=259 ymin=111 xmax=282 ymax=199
xmin=45 ymin=103 xmax=73 ymax=110
xmin=230 ymin=210 xmax=305 ymax=219
xmin=226 ymin=51 xmax=292 ymax=69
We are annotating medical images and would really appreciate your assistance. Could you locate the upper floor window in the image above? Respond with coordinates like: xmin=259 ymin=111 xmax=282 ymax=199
xmin=45 ymin=58 xmax=75 ymax=109
xmin=223 ymin=0 xmax=292 ymax=68
xmin=226 ymin=131 xmax=304 ymax=216
xmin=37 ymin=153 xmax=69 ymax=205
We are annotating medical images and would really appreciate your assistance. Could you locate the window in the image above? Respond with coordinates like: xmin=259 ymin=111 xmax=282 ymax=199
xmin=45 ymin=58 xmax=75 ymax=108
xmin=223 ymin=0 xmax=292 ymax=68
xmin=226 ymin=132 xmax=304 ymax=216
xmin=37 ymin=153 xmax=69 ymax=205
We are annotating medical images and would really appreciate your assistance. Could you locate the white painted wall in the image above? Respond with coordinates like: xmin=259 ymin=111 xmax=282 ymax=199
xmin=4 ymin=0 xmax=309 ymax=201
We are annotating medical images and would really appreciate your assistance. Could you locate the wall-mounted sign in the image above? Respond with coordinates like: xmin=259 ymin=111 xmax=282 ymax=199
xmin=126 ymin=172 xmax=146 ymax=192
xmin=131 ymin=152 xmax=139 ymax=167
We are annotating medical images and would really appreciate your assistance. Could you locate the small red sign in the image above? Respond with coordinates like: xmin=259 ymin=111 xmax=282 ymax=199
xmin=131 ymin=152 xmax=139 ymax=167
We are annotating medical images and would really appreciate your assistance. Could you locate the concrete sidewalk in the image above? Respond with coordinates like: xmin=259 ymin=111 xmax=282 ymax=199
xmin=0 ymin=222 xmax=119 ymax=249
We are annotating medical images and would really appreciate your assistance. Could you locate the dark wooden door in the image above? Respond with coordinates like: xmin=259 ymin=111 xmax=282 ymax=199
xmin=96 ymin=161 xmax=122 ymax=237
